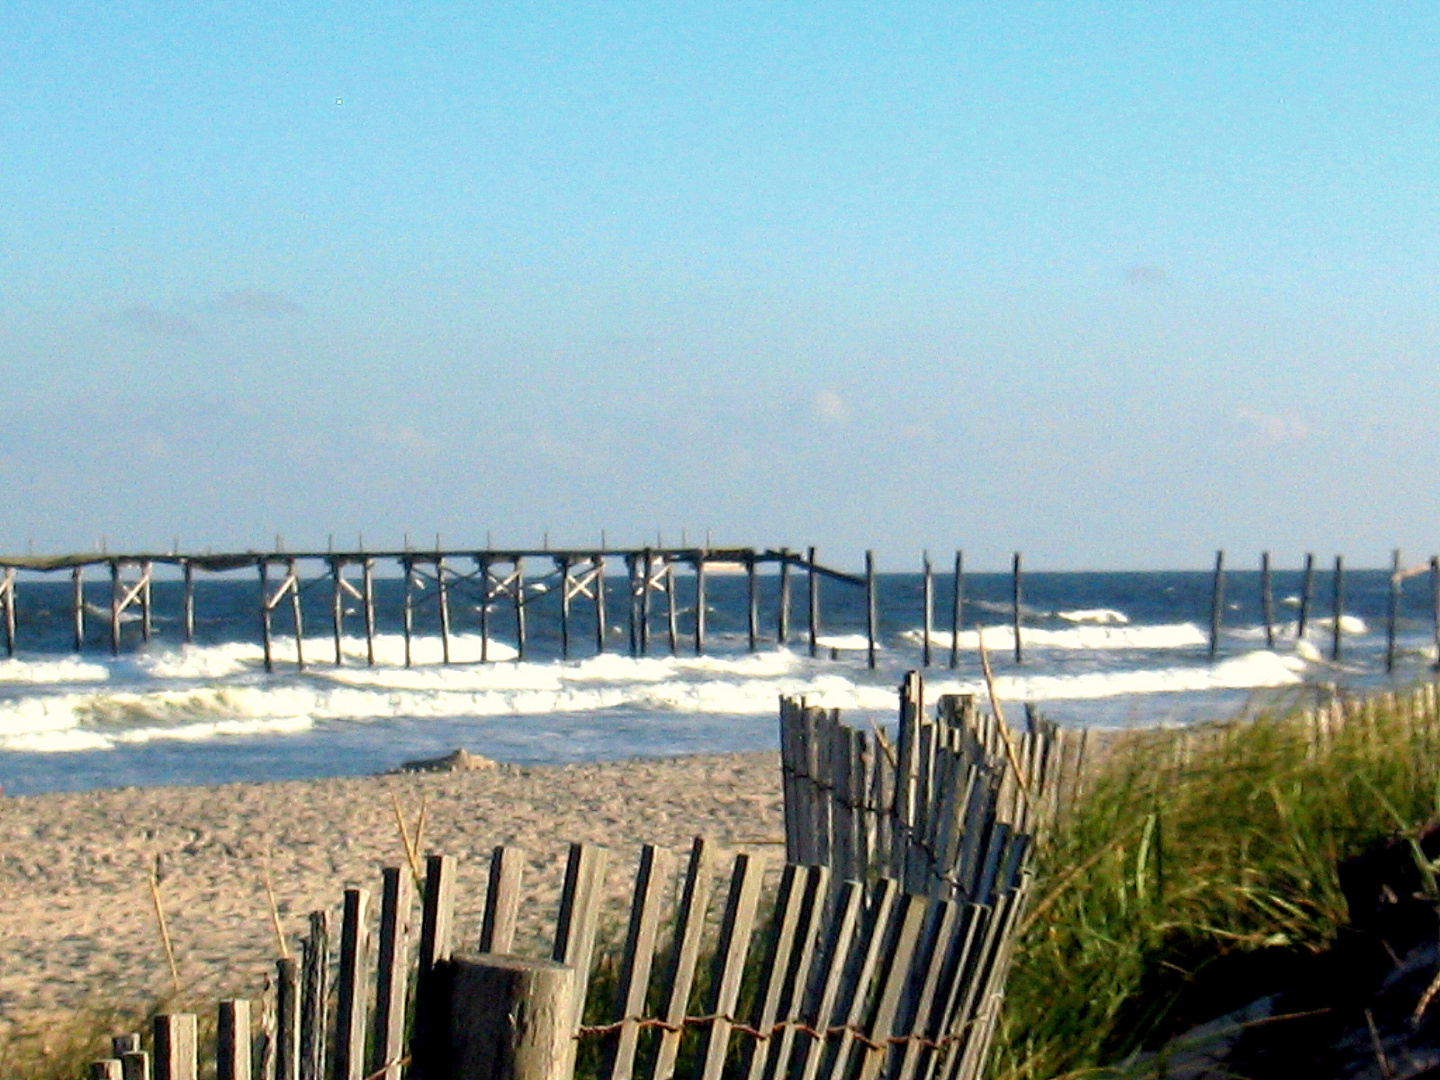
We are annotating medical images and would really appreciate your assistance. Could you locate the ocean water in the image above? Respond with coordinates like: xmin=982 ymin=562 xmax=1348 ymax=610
xmin=0 ymin=563 xmax=1432 ymax=794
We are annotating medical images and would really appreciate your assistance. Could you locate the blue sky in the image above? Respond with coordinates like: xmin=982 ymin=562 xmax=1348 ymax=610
xmin=2 ymin=2 xmax=1438 ymax=569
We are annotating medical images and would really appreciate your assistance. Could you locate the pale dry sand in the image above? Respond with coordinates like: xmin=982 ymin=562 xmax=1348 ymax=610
xmin=0 ymin=752 xmax=783 ymax=1037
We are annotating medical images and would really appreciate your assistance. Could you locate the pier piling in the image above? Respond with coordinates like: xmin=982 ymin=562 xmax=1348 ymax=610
xmin=865 ymin=550 xmax=877 ymax=670
xmin=807 ymin=547 xmax=819 ymax=658
xmin=1260 ymin=551 xmax=1274 ymax=649
xmin=921 ymin=551 xmax=932 ymax=668
xmin=1332 ymin=555 xmax=1345 ymax=661
xmin=776 ymin=548 xmax=791 ymax=644
xmin=950 ymin=551 xmax=964 ymax=670
xmin=1011 ymin=552 xmax=1023 ymax=664
xmin=1298 ymin=552 xmax=1315 ymax=639
xmin=1208 ymin=550 xmax=1225 ymax=661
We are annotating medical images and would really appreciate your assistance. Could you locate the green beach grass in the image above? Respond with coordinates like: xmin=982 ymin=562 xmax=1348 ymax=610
xmin=991 ymin=683 xmax=1440 ymax=1079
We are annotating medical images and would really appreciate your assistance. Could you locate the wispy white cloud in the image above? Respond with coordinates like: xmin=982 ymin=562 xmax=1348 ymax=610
xmin=109 ymin=304 xmax=200 ymax=338
xmin=812 ymin=389 xmax=850 ymax=424
xmin=213 ymin=290 xmax=303 ymax=317
xmin=1234 ymin=407 xmax=1309 ymax=446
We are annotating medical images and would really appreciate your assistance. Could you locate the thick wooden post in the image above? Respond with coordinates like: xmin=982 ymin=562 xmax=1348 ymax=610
xmin=402 ymin=557 xmax=415 ymax=668
xmin=921 ymin=552 xmax=933 ymax=667
xmin=1387 ymin=548 xmax=1402 ymax=674
xmin=664 ymin=560 xmax=678 ymax=655
xmin=140 ymin=560 xmax=152 ymax=641
xmin=437 ymin=557 xmax=452 ymax=665
xmin=593 ymin=555 xmax=607 ymax=654
xmin=513 ymin=558 xmax=527 ymax=660
xmin=777 ymin=547 xmax=792 ymax=643
xmin=865 ymin=550 xmax=877 ymax=670
xmin=110 ymin=558 xmax=122 ymax=656
xmin=625 ymin=555 xmax=638 ymax=657
xmin=181 ymin=559 xmax=195 ymax=644
xmin=1260 ymin=551 xmax=1274 ymax=649
xmin=636 ymin=549 xmax=652 ymax=656
xmin=950 ymin=550 xmax=964 ymax=669
xmin=1011 ymin=551 xmax=1023 ymax=664
xmin=431 ymin=955 xmax=577 ymax=1080
xmin=558 ymin=556 xmax=572 ymax=659
xmin=1 ymin=567 xmax=14 ymax=657
xmin=1298 ymin=552 xmax=1315 ymax=639
xmin=288 ymin=558 xmax=305 ymax=672
xmin=1208 ymin=550 xmax=1225 ymax=662
xmin=362 ymin=558 xmax=376 ymax=667
xmin=694 ymin=551 xmax=707 ymax=656
xmin=331 ymin=559 xmax=345 ymax=666
xmin=259 ymin=559 xmax=274 ymax=674
xmin=478 ymin=555 xmax=492 ymax=663
xmin=1332 ymin=555 xmax=1345 ymax=661
xmin=807 ymin=546 xmax=819 ymax=658
xmin=72 ymin=564 xmax=85 ymax=653
xmin=746 ymin=550 xmax=759 ymax=651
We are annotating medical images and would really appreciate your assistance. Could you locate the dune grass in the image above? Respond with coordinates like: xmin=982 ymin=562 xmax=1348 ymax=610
xmin=990 ymin=684 xmax=1440 ymax=1080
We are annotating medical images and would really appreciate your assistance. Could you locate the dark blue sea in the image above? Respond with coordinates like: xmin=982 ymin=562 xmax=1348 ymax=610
xmin=0 ymin=557 xmax=1430 ymax=794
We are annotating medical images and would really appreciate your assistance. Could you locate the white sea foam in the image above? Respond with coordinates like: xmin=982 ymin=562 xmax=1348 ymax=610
xmin=1055 ymin=608 xmax=1130 ymax=625
xmin=0 ymin=657 xmax=112 ymax=684
xmin=1230 ymin=615 xmax=1368 ymax=641
xmin=0 ymin=640 xmax=1311 ymax=753
xmin=902 ymin=623 xmax=1208 ymax=652
xmin=130 ymin=634 xmax=520 ymax=678
xmin=813 ymin=634 xmax=872 ymax=651
xmin=895 ymin=650 xmax=1307 ymax=703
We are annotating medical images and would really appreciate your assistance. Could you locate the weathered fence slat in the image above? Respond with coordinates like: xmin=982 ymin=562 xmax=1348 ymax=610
xmin=697 ymin=852 xmax=767 ymax=1080
xmin=300 ymin=911 xmax=329 ymax=1080
xmin=332 ymin=889 xmax=370 ymax=1080
xmin=480 ymin=845 xmax=526 ymax=953
xmin=653 ymin=838 xmax=716 ymax=1080
xmin=274 ymin=957 xmax=301 ymax=1080
xmin=855 ymin=893 xmax=928 ymax=1080
xmin=411 ymin=853 xmax=457 ymax=1080
xmin=601 ymin=844 xmax=673 ymax=1080
xmin=370 ymin=868 xmax=412 ymax=1080
xmin=552 ymin=842 xmax=610 ymax=1027
xmin=753 ymin=864 xmax=831 ymax=1080
xmin=792 ymin=880 xmax=865 ymax=1080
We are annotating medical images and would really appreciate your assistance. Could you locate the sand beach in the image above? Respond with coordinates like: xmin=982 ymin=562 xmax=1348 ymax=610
xmin=0 ymin=752 xmax=784 ymax=1036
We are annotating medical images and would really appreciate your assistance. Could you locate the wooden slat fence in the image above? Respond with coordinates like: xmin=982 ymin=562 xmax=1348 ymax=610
xmin=780 ymin=672 xmax=1087 ymax=901
xmin=87 ymin=833 xmax=1031 ymax=1080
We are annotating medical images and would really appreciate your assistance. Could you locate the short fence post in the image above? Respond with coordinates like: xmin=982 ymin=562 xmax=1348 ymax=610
xmin=429 ymin=955 xmax=577 ymax=1080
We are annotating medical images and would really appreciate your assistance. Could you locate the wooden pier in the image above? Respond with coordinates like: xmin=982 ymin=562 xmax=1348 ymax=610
xmin=0 ymin=546 xmax=881 ymax=671
xmin=2 ymin=545 xmax=1437 ymax=673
